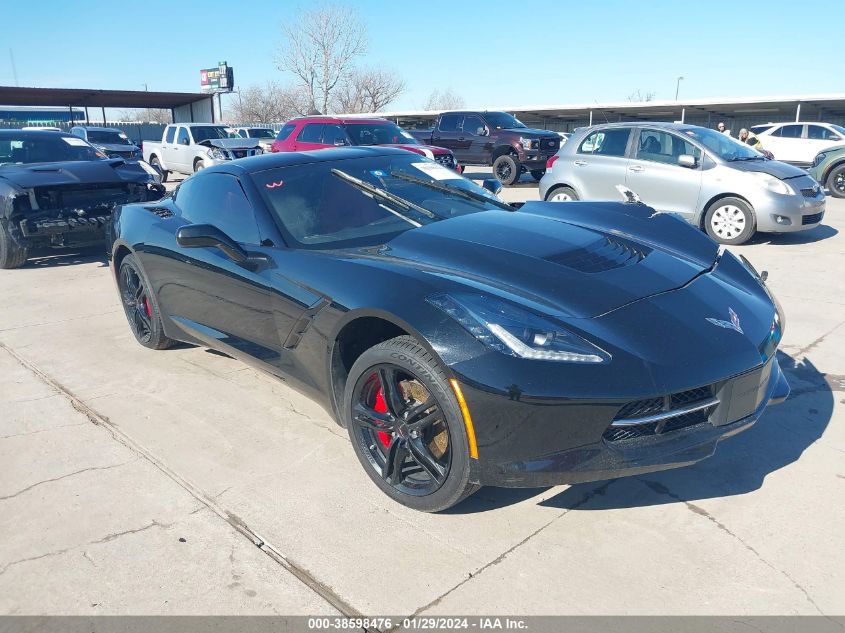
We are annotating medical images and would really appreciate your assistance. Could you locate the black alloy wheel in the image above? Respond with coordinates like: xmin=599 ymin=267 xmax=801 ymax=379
xmin=493 ymin=154 xmax=520 ymax=186
xmin=827 ymin=165 xmax=845 ymax=199
xmin=117 ymin=254 xmax=173 ymax=350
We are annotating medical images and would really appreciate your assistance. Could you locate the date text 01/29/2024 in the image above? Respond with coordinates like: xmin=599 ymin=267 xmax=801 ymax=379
xmin=306 ymin=617 xmax=528 ymax=630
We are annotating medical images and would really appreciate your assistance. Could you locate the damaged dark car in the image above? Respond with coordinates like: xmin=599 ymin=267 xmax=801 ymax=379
xmin=0 ymin=129 xmax=165 ymax=269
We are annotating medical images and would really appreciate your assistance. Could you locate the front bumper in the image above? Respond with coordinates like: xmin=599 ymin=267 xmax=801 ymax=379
xmin=463 ymin=356 xmax=789 ymax=488
xmin=754 ymin=190 xmax=825 ymax=232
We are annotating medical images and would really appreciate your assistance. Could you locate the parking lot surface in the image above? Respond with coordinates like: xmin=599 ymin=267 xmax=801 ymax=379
xmin=1 ymin=171 xmax=843 ymax=616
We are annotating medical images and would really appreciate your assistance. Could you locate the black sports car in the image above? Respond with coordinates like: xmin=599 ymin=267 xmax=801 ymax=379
xmin=0 ymin=129 xmax=164 ymax=269
xmin=107 ymin=147 xmax=790 ymax=512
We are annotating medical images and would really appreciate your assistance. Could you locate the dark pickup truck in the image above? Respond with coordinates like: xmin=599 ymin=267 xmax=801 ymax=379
xmin=409 ymin=111 xmax=561 ymax=185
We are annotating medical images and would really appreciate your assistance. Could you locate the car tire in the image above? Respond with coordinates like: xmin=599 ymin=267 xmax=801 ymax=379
xmin=530 ymin=169 xmax=546 ymax=181
xmin=0 ymin=219 xmax=29 ymax=269
xmin=545 ymin=185 xmax=579 ymax=202
xmin=825 ymin=164 xmax=845 ymax=199
xmin=194 ymin=159 xmax=205 ymax=173
xmin=117 ymin=253 xmax=174 ymax=350
xmin=344 ymin=335 xmax=480 ymax=512
xmin=704 ymin=197 xmax=756 ymax=245
xmin=493 ymin=154 xmax=521 ymax=186
xmin=150 ymin=156 xmax=168 ymax=183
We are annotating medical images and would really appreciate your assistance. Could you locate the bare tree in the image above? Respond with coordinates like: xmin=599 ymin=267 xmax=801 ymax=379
xmin=332 ymin=68 xmax=405 ymax=113
xmin=275 ymin=2 xmax=368 ymax=115
xmin=118 ymin=108 xmax=172 ymax=124
xmin=424 ymin=88 xmax=466 ymax=111
xmin=229 ymin=82 xmax=311 ymax=123
xmin=626 ymin=89 xmax=656 ymax=102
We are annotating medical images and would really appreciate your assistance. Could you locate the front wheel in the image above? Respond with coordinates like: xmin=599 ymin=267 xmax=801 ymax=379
xmin=344 ymin=336 xmax=479 ymax=512
xmin=530 ymin=169 xmax=546 ymax=181
xmin=117 ymin=254 xmax=174 ymax=350
xmin=194 ymin=159 xmax=205 ymax=173
xmin=0 ymin=219 xmax=28 ymax=269
xmin=704 ymin=197 xmax=756 ymax=245
xmin=493 ymin=154 xmax=520 ymax=186
xmin=150 ymin=156 xmax=168 ymax=183
xmin=826 ymin=164 xmax=845 ymax=199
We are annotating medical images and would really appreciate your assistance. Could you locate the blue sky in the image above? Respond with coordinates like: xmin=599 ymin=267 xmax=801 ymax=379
xmin=0 ymin=0 xmax=838 ymax=112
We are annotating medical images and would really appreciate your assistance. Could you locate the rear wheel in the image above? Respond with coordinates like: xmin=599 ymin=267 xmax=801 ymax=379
xmin=493 ymin=154 xmax=520 ymax=186
xmin=150 ymin=156 xmax=168 ymax=183
xmin=117 ymin=254 xmax=173 ymax=350
xmin=530 ymin=169 xmax=546 ymax=181
xmin=344 ymin=336 xmax=479 ymax=512
xmin=545 ymin=185 xmax=579 ymax=202
xmin=704 ymin=197 xmax=756 ymax=245
xmin=826 ymin=164 xmax=845 ymax=199
xmin=0 ymin=219 xmax=28 ymax=269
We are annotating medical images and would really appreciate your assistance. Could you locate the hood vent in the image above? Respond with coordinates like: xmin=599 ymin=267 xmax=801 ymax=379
xmin=544 ymin=234 xmax=651 ymax=274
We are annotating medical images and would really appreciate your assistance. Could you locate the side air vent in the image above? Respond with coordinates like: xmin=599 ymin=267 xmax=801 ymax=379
xmin=145 ymin=206 xmax=173 ymax=219
xmin=603 ymin=385 xmax=717 ymax=442
xmin=545 ymin=235 xmax=651 ymax=274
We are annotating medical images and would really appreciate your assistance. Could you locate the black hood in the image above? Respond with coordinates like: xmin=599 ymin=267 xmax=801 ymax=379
xmin=726 ymin=159 xmax=808 ymax=180
xmin=378 ymin=206 xmax=718 ymax=318
xmin=0 ymin=159 xmax=150 ymax=189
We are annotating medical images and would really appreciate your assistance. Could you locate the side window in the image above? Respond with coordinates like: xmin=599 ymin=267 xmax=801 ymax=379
xmin=636 ymin=130 xmax=701 ymax=165
xmin=773 ymin=124 xmax=802 ymax=138
xmin=176 ymin=174 xmax=261 ymax=245
xmin=807 ymin=125 xmax=834 ymax=140
xmin=165 ymin=126 xmax=176 ymax=143
xmin=276 ymin=123 xmax=296 ymax=141
xmin=462 ymin=115 xmax=486 ymax=136
xmin=176 ymin=127 xmax=190 ymax=145
xmin=322 ymin=124 xmax=349 ymax=145
xmin=438 ymin=114 xmax=462 ymax=132
xmin=578 ymin=128 xmax=630 ymax=157
xmin=297 ymin=124 xmax=325 ymax=143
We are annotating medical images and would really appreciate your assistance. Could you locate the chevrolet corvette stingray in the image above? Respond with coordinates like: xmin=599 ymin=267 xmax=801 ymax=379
xmin=107 ymin=147 xmax=789 ymax=512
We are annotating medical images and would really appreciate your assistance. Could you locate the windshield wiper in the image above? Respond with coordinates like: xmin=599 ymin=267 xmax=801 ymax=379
xmin=330 ymin=168 xmax=439 ymax=225
xmin=728 ymin=155 xmax=764 ymax=161
xmin=389 ymin=170 xmax=514 ymax=211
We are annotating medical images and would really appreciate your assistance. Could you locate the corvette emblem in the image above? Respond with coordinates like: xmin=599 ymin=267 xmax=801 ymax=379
xmin=706 ymin=307 xmax=743 ymax=334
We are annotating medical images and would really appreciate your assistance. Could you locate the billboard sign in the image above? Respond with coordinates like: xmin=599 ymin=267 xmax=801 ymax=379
xmin=200 ymin=62 xmax=234 ymax=93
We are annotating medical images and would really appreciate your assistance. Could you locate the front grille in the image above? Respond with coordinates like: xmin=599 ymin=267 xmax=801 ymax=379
xmin=603 ymin=385 xmax=717 ymax=442
xmin=108 ymin=150 xmax=135 ymax=159
xmin=802 ymin=211 xmax=824 ymax=225
xmin=540 ymin=138 xmax=559 ymax=152
xmin=545 ymin=235 xmax=651 ymax=273
xmin=800 ymin=186 xmax=821 ymax=197
xmin=434 ymin=154 xmax=455 ymax=168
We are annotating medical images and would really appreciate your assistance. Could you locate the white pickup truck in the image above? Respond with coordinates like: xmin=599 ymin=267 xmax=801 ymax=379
xmin=143 ymin=123 xmax=263 ymax=182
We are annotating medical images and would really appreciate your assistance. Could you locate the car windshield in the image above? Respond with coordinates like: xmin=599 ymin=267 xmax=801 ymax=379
xmin=253 ymin=154 xmax=505 ymax=249
xmin=830 ymin=124 xmax=845 ymax=136
xmin=0 ymin=133 xmax=103 ymax=166
xmin=248 ymin=128 xmax=276 ymax=139
xmin=190 ymin=126 xmax=230 ymax=142
xmin=681 ymin=127 xmax=762 ymax=161
xmin=484 ymin=112 xmax=526 ymax=130
xmin=86 ymin=130 xmax=132 ymax=145
xmin=344 ymin=123 xmax=418 ymax=146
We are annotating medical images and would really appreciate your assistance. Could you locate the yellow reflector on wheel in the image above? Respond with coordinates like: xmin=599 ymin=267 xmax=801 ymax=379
xmin=449 ymin=378 xmax=478 ymax=460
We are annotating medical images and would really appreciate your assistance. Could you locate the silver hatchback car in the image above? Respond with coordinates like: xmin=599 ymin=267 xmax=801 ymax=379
xmin=539 ymin=122 xmax=825 ymax=245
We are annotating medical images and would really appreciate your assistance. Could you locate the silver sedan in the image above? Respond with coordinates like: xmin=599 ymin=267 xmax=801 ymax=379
xmin=539 ymin=122 xmax=825 ymax=245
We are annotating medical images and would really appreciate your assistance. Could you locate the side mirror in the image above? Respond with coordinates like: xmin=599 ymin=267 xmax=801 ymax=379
xmin=478 ymin=127 xmax=488 ymax=136
xmin=180 ymin=137 xmax=190 ymax=146
xmin=678 ymin=154 xmax=697 ymax=168
xmin=829 ymin=135 xmax=842 ymax=141
xmin=481 ymin=178 xmax=502 ymax=195
xmin=176 ymin=224 xmax=248 ymax=264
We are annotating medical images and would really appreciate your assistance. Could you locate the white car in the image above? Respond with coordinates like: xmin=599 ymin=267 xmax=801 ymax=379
xmin=756 ymin=122 xmax=845 ymax=165
xmin=228 ymin=126 xmax=277 ymax=151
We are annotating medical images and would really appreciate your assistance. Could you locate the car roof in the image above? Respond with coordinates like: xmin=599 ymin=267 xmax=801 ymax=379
xmin=201 ymin=146 xmax=412 ymax=176
xmin=581 ymin=121 xmax=714 ymax=135
xmin=287 ymin=116 xmax=392 ymax=125
xmin=72 ymin=126 xmax=122 ymax=131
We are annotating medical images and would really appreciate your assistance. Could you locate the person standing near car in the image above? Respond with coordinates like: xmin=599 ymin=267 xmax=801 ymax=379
xmin=738 ymin=128 xmax=763 ymax=151
xmin=717 ymin=121 xmax=732 ymax=136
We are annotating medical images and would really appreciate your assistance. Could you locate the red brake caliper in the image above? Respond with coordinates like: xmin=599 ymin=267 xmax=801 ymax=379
xmin=373 ymin=387 xmax=392 ymax=448
xmin=143 ymin=296 xmax=152 ymax=317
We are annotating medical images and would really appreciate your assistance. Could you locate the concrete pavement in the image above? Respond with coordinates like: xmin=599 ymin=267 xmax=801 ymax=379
xmin=0 ymin=176 xmax=842 ymax=616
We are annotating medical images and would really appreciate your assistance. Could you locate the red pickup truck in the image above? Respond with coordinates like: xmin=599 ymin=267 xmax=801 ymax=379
xmin=270 ymin=116 xmax=463 ymax=173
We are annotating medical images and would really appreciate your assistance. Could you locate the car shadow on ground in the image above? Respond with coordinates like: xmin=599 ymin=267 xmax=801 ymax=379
xmin=464 ymin=170 xmax=541 ymax=187
xmin=23 ymin=246 xmax=107 ymax=268
xmin=748 ymin=224 xmax=838 ymax=245
xmin=449 ymin=351 xmax=833 ymax=513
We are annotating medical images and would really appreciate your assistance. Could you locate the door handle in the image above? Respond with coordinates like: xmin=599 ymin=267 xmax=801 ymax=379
xmin=458 ymin=137 xmax=465 ymax=141
xmin=628 ymin=165 xmax=644 ymax=172
xmin=574 ymin=159 xmax=588 ymax=166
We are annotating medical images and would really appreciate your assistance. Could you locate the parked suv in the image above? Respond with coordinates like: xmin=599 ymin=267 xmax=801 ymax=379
xmin=271 ymin=117 xmax=462 ymax=172
xmin=755 ymin=122 xmax=845 ymax=166
xmin=409 ymin=111 xmax=560 ymax=185
xmin=539 ymin=122 xmax=825 ymax=245
xmin=70 ymin=126 xmax=142 ymax=160
xmin=809 ymin=144 xmax=845 ymax=198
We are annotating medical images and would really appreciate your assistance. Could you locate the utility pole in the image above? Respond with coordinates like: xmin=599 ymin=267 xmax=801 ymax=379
xmin=9 ymin=49 xmax=19 ymax=86
xmin=675 ymin=76 xmax=684 ymax=101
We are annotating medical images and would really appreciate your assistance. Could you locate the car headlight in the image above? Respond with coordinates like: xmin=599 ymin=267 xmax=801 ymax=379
xmin=427 ymin=293 xmax=610 ymax=363
xmin=207 ymin=148 xmax=228 ymax=160
xmin=138 ymin=160 xmax=160 ymax=177
xmin=812 ymin=152 xmax=826 ymax=168
xmin=519 ymin=137 xmax=539 ymax=150
xmin=749 ymin=171 xmax=791 ymax=195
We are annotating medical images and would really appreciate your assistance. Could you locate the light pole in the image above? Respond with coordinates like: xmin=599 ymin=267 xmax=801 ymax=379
xmin=675 ymin=76 xmax=684 ymax=101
